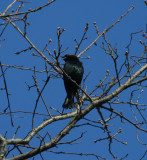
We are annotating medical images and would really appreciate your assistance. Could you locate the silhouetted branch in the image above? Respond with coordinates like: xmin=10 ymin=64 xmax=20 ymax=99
xmin=32 ymin=67 xmax=51 ymax=129
xmin=0 ymin=61 xmax=14 ymax=127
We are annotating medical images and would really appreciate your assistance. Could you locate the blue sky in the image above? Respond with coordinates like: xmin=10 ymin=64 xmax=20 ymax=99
xmin=0 ymin=0 xmax=147 ymax=160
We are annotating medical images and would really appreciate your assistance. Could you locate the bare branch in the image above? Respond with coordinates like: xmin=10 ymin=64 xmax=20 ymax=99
xmin=78 ymin=5 xmax=134 ymax=57
xmin=0 ymin=61 xmax=14 ymax=126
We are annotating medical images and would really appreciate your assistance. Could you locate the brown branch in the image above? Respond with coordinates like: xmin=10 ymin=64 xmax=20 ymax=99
xmin=96 ymin=106 xmax=116 ymax=158
xmin=6 ymin=63 xmax=147 ymax=159
xmin=100 ymin=106 xmax=147 ymax=133
xmin=78 ymin=5 xmax=134 ymax=57
xmin=0 ymin=61 xmax=14 ymax=126
xmin=49 ymin=150 xmax=104 ymax=160
xmin=6 ymin=17 xmax=62 ymax=74
xmin=32 ymin=68 xmax=52 ymax=129
xmin=2 ymin=0 xmax=17 ymax=16
xmin=0 ymin=0 xmax=56 ymax=18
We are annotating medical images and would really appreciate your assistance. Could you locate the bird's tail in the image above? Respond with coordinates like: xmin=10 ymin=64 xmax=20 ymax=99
xmin=62 ymin=96 xmax=75 ymax=109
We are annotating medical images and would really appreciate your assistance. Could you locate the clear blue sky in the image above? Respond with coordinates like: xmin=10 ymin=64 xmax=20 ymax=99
xmin=0 ymin=0 xmax=147 ymax=160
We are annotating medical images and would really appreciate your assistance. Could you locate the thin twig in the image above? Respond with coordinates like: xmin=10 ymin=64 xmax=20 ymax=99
xmin=0 ymin=61 xmax=14 ymax=126
xmin=78 ymin=6 xmax=134 ymax=57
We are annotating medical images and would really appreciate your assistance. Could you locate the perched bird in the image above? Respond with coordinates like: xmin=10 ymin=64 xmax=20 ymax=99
xmin=62 ymin=54 xmax=84 ymax=109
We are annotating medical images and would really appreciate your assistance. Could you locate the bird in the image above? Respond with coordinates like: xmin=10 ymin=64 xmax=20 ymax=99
xmin=62 ymin=54 xmax=84 ymax=109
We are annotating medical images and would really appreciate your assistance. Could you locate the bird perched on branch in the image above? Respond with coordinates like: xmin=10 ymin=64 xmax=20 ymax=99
xmin=62 ymin=54 xmax=84 ymax=109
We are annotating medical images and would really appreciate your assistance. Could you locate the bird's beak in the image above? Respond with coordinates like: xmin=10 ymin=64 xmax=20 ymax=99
xmin=61 ymin=56 xmax=66 ymax=60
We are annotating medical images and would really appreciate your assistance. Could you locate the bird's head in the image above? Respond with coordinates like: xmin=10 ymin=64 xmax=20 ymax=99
xmin=62 ymin=54 xmax=79 ymax=62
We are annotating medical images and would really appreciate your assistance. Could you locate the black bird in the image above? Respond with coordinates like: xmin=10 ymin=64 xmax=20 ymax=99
xmin=62 ymin=54 xmax=84 ymax=109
